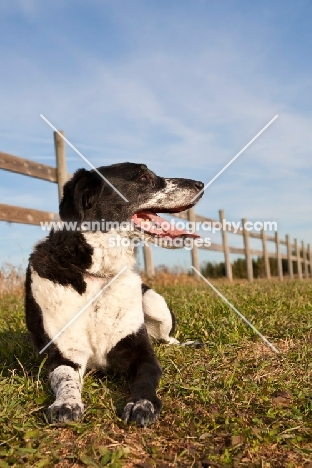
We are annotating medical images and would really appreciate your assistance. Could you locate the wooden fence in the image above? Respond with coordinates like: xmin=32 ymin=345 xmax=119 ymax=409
xmin=143 ymin=209 xmax=312 ymax=281
xmin=0 ymin=131 xmax=67 ymax=224
xmin=0 ymin=131 xmax=311 ymax=282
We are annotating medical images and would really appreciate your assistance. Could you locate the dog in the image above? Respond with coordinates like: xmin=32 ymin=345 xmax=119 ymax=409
xmin=25 ymin=162 xmax=204 ymax=427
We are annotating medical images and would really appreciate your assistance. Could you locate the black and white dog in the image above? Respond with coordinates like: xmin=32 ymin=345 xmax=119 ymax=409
xmin=25 ymin=163 xmax=204 ymax=427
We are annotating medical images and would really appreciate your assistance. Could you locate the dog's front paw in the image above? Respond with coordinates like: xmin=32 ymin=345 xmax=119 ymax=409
xmin=47 ymin=400 xmax=84 ymax=423
xmin=122 ymin=398 xmax=161 ymax=427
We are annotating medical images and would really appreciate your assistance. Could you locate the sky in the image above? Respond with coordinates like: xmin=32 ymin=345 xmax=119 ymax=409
xmin=0 ymin=0 xmax=311 ymax=271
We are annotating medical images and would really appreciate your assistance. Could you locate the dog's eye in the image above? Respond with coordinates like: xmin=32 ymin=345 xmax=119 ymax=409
xmin=138 ymin=173 xmax=155 ymax=187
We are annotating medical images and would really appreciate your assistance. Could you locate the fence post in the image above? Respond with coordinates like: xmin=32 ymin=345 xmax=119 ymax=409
xmin=294 ymin=238 xmax=302 ymax=279
xmin=308 ymin=243 xmax=312 ymax=278
xmin=54 ymin=130 xmax=68 ymax=203
xmin=275 ymin=231 xmax=283 ymax=281
xmin=143 ymin=244 xmax=155 ymax=278
xmin=242 ymin=218 xmax=253 ymax=281
xmin=219 ymin=209 xmax=232 ymax=281
xmin=188 ymin=207 xmax=200 ymax=280
xmin=286 ymin=234 xmax=294 ymax=279
xmin=302 ymin=241 xmax=309 ymax=278
xmin=261 ymin=228 xmax=270 ymax=279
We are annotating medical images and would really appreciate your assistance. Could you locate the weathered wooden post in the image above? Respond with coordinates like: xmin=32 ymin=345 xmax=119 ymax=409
xmin=308 ymin=243 xmax=312 ymax=278
xmin=302 ymin=241 xmax=309 ymax=279
xmin=294 ymin=239 xmax=302 ymax=279
xmin=188 ymin=207 xmax=200 ymax=280
xmin=54 ymin=130 xmax=68 ymax=203
xmin=219 ymin=209 xmax=232 ymax=281
xmin=242 ymin=218 xmax=253 ymax=281
xmin=275 ymin=231 xmax=283 ymax=281
xmin=143 ymin=244 xmax=155 ymax=278
xmin=261 ymin=228 xmax=271 ymax=279
xmin=286 ymin=234 xmax=294 ymax=279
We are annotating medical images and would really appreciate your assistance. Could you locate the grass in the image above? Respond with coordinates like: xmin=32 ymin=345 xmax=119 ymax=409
xmin=0 ymin=273 xmax=312 ymax=467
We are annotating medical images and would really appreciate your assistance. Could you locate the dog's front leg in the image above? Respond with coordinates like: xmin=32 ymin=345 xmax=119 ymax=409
xmin=47 ymin=364 xmax=85 ymax=423
xmin=108 ymin=325 xmax=162 ymax=427
xmin=142 ymin=284 xmax=180 ymax=344
xmin=142 ymin=284 xmax=204 ymax=349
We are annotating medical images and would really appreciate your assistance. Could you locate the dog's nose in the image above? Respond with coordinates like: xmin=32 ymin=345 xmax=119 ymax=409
xmin=195 ymin=181 xmax=204 ymax=191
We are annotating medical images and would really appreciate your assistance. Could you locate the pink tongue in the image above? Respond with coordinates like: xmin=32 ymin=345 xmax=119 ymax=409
xmin=132 ymin=212 xmax=200 ymax=239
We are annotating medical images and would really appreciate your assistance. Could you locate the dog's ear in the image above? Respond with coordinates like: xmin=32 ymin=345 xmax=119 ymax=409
xmin=59 ymin=169 xmax=103 ymax=222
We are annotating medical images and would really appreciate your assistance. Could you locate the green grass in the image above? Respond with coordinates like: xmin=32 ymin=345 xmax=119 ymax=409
xmin=0 ymin=279 xmax=312 ymax=467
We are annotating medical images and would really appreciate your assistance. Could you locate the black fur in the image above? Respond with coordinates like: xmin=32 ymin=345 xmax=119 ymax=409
xmin=29 ymin=230 xmax=93 ymax=294
xmin=25 ymin=266 xmax=48 ymax=352
xmin=107 ymin=325 xmax=162 ymax=426
xmin=141 ymin=283 xmax=150 ymax=294
xmin=59 ymin=163 xmax=203 ymax=226
xmin=169 ymin=310 xmax=176 ymax=337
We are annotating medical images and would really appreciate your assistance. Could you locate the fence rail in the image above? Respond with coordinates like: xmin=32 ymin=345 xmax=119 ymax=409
xmin=0 ymin=151 xmax=57 ymax=182
xmin=0 ymin=132 xmax=311 ymax=281
xmin=0 ymin=203 xmax=57 ymax=225
xmin=0 ymin=131 xmax=67 ymax=226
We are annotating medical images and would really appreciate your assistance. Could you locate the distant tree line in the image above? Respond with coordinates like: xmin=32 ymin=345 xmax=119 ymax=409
xmin=201 ymin=257 xmax=294 ymax=279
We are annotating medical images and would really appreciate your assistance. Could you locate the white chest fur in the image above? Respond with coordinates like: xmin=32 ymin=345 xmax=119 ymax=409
xmin=30 ymin=231 xmax=143 ymax=371
xmin=83 ymin=230 xmax=136 ymax=276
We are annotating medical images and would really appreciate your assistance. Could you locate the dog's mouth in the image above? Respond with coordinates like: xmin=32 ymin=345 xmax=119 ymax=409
xmin=131 ymin=211 xmax=200 ymax=239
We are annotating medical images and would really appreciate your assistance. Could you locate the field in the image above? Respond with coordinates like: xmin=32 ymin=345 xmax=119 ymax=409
xmin=0 ymin=271 xmax=312 ymax=467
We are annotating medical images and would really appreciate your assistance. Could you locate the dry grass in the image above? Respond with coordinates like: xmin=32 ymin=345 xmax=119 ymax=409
xmin=0 ymin=263 xmax=25 ymax=297
xmin=141 ymin=270 xmax=199 ymax=287
xmin=0 ymin=267 xmax=312 ymax=467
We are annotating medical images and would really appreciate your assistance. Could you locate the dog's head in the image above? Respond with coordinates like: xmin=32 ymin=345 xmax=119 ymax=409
xmin=60 ymin=162 xmax=204 ymax=242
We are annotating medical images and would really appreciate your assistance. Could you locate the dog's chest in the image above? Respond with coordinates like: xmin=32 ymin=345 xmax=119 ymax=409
xmin=31 ymin=269 xmax=144 ymax=369
xmin=84 ymin=275 xmax=143 ymax=366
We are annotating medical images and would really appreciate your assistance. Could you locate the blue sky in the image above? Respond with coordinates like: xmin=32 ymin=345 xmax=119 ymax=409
xmin=0 ymin=0 xmax=311 ymax=270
